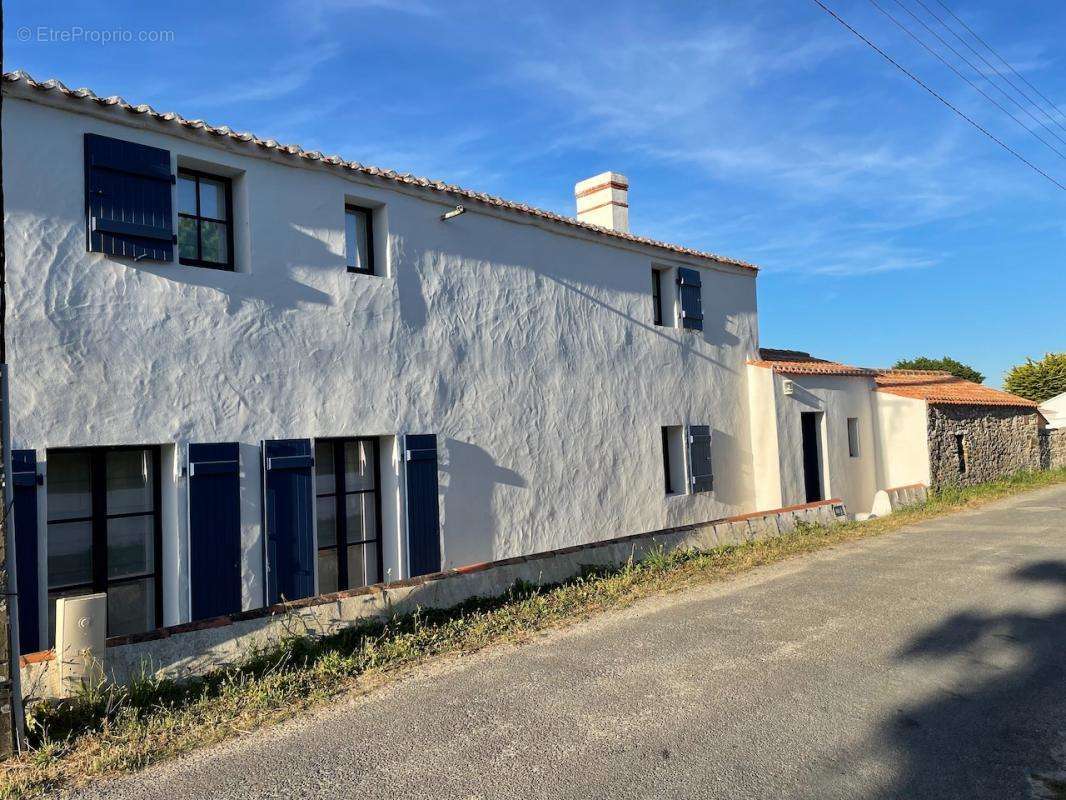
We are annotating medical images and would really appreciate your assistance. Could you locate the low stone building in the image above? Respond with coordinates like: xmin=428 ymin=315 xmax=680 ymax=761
xmin=874 ymin=372 xmax=1042 ymax=488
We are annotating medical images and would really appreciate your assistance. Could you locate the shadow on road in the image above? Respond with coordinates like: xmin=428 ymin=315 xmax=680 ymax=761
xmin=873 ymin=560 xmax=1066 ymax=799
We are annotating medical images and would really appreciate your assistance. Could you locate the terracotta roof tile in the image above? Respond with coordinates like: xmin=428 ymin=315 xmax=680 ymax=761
xmin=2 ymin=71 xmax=758 ymax=272
xmin=753 ymin=350 xmax=1038 ymax=409
xmin=749 ymin=350 xmax=879 ymax=377
xmin=875 ymin=371 xmax=1038 ymax=408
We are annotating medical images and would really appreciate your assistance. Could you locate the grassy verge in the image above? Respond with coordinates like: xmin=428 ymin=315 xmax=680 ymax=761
xmin=4 ymin=468 xmax=1066 ymax=797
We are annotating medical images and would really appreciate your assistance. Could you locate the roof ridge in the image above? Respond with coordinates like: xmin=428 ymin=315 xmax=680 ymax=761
xmin=747 ymin=357 xmax=880 ymax=377
xmin=876 ymin=368 xmax=954 ymax=376
xmin=2 ymin=69 xmax=758 ymax=272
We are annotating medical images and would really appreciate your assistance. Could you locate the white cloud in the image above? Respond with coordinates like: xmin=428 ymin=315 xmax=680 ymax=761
xmin=185 ymin=42 xmax=342 ymax=108
xmin=495 ymin=5 xmax=1055 ymax=276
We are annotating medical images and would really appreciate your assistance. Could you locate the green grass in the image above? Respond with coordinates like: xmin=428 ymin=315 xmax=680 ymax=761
xmin=3 ymin=468 xmax=1065 ymax=797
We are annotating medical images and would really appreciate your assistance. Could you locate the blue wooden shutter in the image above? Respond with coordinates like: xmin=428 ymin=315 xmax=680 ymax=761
xmin=676 ymin=267 xmax=704 ymax=331
xmin=12 ymin=450 xmax=40 ymax=653
xmin=188 ymin=443 xmax=242 ymax=620
xmin=262 ymin=439 xmax=315 ymax=604
xmin=85 ymin=133 xmax=174 ymax=262
xmin=687 ymin=425 xmax=713 ymax=493
xmin=404 ymin=435 xmax=441 ymax=577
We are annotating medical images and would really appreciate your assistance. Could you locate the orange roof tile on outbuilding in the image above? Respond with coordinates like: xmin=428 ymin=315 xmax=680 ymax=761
xmin=874 ymin=371 xmax=1038 ymax=408
xmin=753 ymin=348 xmax=1038 ymax=409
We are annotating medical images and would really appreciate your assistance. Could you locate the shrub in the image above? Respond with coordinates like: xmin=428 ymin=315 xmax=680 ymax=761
xmin=893 ymin=356 xmax=984 ymax=384
xmin=1004 ymin=353 xmax=1066 ymax=402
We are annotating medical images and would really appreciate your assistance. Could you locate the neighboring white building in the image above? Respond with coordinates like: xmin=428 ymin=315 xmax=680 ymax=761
xmin=1040 ymin=392 xmax=1066 ymax=429
xmin=747 ymin=350 xmax=1042 ymax=516
xmin=746 ymin=350 xmax=884 ymax=516
xmin=2 ymin=72 xmax=762 ymax=653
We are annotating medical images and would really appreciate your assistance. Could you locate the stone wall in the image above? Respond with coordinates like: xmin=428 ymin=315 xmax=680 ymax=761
xmin=927 ymin=405 xmax=1042 ymax=489
xmin=1040 ymin=427 xmax=1066 ymax=470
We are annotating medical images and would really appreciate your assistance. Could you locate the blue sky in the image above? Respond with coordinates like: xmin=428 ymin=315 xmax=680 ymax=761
xmin=7 ymin=0 xmax=1066 ymax=385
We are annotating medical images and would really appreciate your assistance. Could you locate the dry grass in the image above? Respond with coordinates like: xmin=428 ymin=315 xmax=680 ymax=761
xmin=3 ymin=468 xmax=1065 ymax=797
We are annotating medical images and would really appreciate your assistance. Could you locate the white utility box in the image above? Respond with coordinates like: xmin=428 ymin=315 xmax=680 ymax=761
xmin=54 ymin=593 xmax=107 ymax=698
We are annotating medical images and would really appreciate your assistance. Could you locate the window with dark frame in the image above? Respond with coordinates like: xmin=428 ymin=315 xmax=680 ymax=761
xmin=652 ymin=269 xmax=664 ymax=326
xmin=345 ymin=205 xmax=375 ymax=275
xmin=955 ymin=433 xmax=968 ymax=474
xmin=661 ymin=425 xmax=687 ymax=495
xmin=45 ymin=446 xmax=163 ymax=645
xmin=314 ymin=438 xmax=383 ymax=594
xmin=847 ymin=417 xmax=860 ymax=458
xmin=177 ymin=169 xmax=234 ymax=270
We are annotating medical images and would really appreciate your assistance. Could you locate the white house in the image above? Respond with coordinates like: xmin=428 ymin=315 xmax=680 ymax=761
xmin=1040 ymin=392 xmax=1066 ymax=429
xmin=2 ymin=72 xmax=763 ymax=653
xmin=4 ymin=71 xmax=1046 ymax=660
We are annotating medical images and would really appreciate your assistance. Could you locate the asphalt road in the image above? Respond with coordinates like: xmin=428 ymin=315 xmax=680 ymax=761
xmin=71 ymin=485 xmax=1066 ymax=800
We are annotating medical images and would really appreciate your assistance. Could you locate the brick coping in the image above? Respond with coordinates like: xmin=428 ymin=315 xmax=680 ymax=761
xmin=20 ymin=498 xmax=842 ymax=666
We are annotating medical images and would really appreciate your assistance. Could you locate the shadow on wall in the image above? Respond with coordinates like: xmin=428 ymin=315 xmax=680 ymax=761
xmin=865 ymin=559 xmax=1066 ymax=798
xmin=703 ymin=311 xmax=742 ymax=350
xmin=711 ymin=428 xmax=751 ymax=508
xmin=396 ymin=245 xmax=430 ymax=333
xmin=440 ymin=438 xmax=528 ymax=568
xmin=122 ymin=222 xmax=372 ymax=316
xmin=788 ymin=382 xmax=822 ymax=409
xmin=541 ymin=270 xmax=735 ymax=372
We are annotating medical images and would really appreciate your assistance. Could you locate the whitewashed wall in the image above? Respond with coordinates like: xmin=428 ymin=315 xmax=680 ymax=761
xmin=746 ymin=365 xmax=783 ymax=511
xmin=748 ymin=369 xmax=882 ymax=515
xmin=872 ymin=393 xmax=931 ymax=488
xmin=1040 ymin=393 xmax=1066 ymax=429
xmin=3 ymin=90 xmax=760 ymax=632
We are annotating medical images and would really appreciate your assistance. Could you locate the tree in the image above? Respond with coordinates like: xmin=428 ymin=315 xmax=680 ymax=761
xmin=893 ymin=356 xmax=985 ymax=384
xmin=1004 ymin=353 xmax=1066 ymax=403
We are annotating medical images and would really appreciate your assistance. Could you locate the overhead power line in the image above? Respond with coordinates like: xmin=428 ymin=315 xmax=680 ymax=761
xmin=912 ymin=0 xmax=1066 ymax=138
xmin=807 ymin=0 xmax=1066 ymax=191
xmin=933 ymin=0 xmax=1066 ymax=127
xmin=867 ymin=0 xmax=1066 ymax=161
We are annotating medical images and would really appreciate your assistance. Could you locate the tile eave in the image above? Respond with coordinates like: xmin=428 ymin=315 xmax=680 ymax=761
xmin=2 ymin=70 xmax=759 ymax=273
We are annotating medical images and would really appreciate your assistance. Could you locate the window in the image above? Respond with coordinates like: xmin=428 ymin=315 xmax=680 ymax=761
xmin=314 ymin=438 xmax=382 ymax=594
xmin=46 ymin=447 xmax=162 ymax=643
xmin=345 ymin=205 xmax=376 ymax=275
xmin=955 ymin=433 xmax=968 ymax=474
xmin=847 ymin=417 xmax=860 ymax=458
xmin=661 ymin=426 xmax=686 ymax=494
xmin=652 ymin=269 xmax=665 ymax=326
xmin=177 ymin=169 xmax=234 ymax=270
xmin=661 ymin=425 xmax=711 ymax=495
xmin=676 ymin=267 xmax=704 ymax=331
xmin=661 ymin=426 xmax=674 ymax=493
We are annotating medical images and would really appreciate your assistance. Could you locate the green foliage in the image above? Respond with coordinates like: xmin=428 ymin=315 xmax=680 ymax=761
xmin=893 ymin=356 xmax=984 ymax=384
xmin=1003 ymin=352 xmax=1066 ymax=403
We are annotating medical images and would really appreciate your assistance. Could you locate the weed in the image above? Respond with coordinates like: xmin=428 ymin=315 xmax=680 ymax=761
xmin=2 ymin=468 xmax=1064 ymax=797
